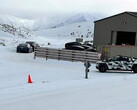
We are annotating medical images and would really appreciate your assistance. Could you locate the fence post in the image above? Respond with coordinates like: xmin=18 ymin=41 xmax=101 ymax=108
xmin=34 ymin=52 xmax=36 ymax=59
xmin=84 ymin=61 xmax=91 ymax=79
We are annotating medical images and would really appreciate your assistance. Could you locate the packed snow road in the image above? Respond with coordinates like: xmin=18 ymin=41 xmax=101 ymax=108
xmin=1 ymin=77 xmax=137 ymax=110
xmin=1 ymin=46 xmax=137 ymax=110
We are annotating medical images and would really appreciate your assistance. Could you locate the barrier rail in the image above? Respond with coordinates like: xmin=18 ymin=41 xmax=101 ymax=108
xmin=34 ymin=47 xmax=101 ymax=63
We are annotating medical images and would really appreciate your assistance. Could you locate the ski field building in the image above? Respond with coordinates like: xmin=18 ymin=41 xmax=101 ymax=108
xmin=93 ymin=11 xmax=137 ymax=47
xmin=93 ymin=12 xmax=137 ymax=59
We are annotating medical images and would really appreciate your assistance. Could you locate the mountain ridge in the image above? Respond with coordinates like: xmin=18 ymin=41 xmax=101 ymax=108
xmin=0 ymin=13 xmax=98 ymax=31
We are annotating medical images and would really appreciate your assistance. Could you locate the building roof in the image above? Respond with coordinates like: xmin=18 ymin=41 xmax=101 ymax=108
xmin=128 ymin=11 xmax=137 ymax=17
xmin=94 ymin=11 xmax=137 ymax=23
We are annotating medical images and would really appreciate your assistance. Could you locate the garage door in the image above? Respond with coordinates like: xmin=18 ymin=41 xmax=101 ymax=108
xmin=116 ymin=31 xmax=136 ymax=45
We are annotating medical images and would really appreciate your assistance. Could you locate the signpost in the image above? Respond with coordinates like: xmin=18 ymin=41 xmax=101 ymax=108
xmin=84 ymin=61 xmax=91 ymax=79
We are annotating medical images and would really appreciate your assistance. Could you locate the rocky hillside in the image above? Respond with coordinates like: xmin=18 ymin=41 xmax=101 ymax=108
xmin=0 ymin=23 xmax=35 ymax=38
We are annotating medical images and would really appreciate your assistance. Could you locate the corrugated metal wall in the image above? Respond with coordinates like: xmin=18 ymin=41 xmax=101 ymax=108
xmin=93 ymin=12 xmax=137 ymax=47
xmin=99 ymin=45 xmax=137 ymax=59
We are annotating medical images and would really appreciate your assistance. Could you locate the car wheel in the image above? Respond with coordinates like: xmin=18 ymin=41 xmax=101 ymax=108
xmin=99 ymin=65 xmax=107 ymax=72
xmin=132 ymin=65 xmax=137 ymax=73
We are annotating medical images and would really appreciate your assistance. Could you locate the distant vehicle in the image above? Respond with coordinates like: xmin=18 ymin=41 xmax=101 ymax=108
xmin=96 ymin=55 xmax=137 ymax=73
xmin=26 ymin=41 xmax=40 ymax=51
xmin=65 ymin=41 xmax=97 ymax=51
xmin=85 ymin=47 xmax=97 ymax=52
xmin=82 ymin=44 xmax=91 ymax=49
xmin=65 ymin=42 xmax=82 ymax=49
xmin=16 ymin=43 xmax=33 ymax=53
xmin=83 ymin=40 xmax=93 ymax=46
xmin=66 ymin=45 xmax=85 ymax=51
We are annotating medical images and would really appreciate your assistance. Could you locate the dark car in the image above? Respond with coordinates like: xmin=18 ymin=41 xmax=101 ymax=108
xmin=65 ymin=41 xmax=95 ymax=51
xmin=96 ymin=55 xmax=137 ymax=73
xmin=67 ymin=45 xmax=85 ymax=51
xmin=16 ymin=43 xmax=33 ymax=53
xmin=65 ymin=42 xmax=82 ymax=49
xmin=26 ymin=41 xmax=40 ymax=51
xmin=83 ymin=40 xmax=93 ymax=46
xmin=85 ymin=47 xmax=97 ymax=52
xmin=82 ymin=44 xmax=92 ymax=49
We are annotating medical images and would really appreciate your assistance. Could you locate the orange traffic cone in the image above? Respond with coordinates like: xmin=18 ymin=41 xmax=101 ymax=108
xmin=28 ymin=74 xmax=33 ymax=83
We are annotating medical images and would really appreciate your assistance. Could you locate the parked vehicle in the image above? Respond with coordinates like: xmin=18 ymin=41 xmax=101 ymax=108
xmin=96 ymin=55 xmax=137 ymax=73
xmin=16 ymin=43 xmax=33 ymax=53
xmin=85 ymin=47 xmax=97 ymax=52
xmin=65 ymin=42 xmax=82 ymax=49
xmin=26 ymin=41 xmax=40 ymax=51
xmin=66 ymin=45 xmax=85 ymax=51
xmin=83 ymin=40 xmax=93 ymax=46
xmin=65 ymin=41 xmax=97 ymax=52
xmin=82 ymin=44 xmax=92 ymax=49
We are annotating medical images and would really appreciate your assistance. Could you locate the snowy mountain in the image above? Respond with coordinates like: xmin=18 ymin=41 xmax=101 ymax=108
xmin=0 ymin=14 xmax=34 ymax=30
xmin=0 ymin=20 xmax=93 ymax=48
xmin=0 ymin=23 xmax=35 ymax=38
xmin=0 ymin=13 xmax=98 ymax=31
xmin=52 ymin=13 xmax=96 ymax=28
xmin=29 ymin=13 xmax=97 ymax=30
xmin=0 ymin=13 xmax=100 ymax=42
xmin=0 ymin=14 xmax=35 ymax=38
xmin=34 ymin=21 xmax=93 ymax=39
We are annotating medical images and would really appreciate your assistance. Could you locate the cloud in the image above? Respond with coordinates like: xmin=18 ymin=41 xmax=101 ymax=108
xmin=0 ymin=0 xmax=137 ymax=19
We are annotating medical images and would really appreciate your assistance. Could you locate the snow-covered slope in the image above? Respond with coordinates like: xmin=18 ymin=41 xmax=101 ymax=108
xmin=33 ymin=21 xmax=93 ymax=48
xmin=0 ymin=23 xmax=36 ymax=39
xmin=52 ymin=13 xmax=96 ymax=28
xmin=0 ymin=13 xmax=98 ymax=31
xmin=0 ymin=14 xmax=34 ymax=30
xmin=0 ymin=13 xmax=97 ymax=40
xmin=34 ymin=21 xmax=93 ymax=37
xmin=0 ymin=18 xmax=93 ymax=48
xmin=33 ymin=13 xmax=96 ymax=30
xmin=0 ymin=15 xmax=37 ymax=39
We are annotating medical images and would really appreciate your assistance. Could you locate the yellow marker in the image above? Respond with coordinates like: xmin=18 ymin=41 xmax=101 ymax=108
xmin=104 ymin=48 xmax=108 ymax=53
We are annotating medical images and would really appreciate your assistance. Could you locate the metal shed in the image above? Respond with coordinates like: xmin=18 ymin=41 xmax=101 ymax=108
xmin=93 ymin=11 xmax=137 ymax=48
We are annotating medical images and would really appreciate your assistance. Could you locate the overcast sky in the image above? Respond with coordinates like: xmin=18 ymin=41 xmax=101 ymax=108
xmin=0 ymin=0 xmax=137 ymax=19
